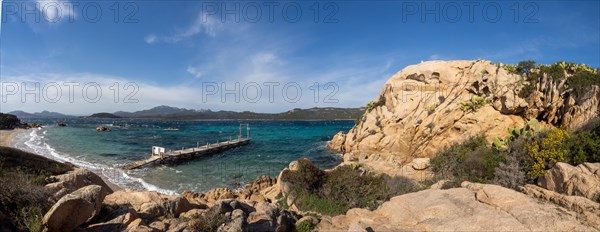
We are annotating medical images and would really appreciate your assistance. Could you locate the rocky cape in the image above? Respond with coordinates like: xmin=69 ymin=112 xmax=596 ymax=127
xmin=328 ymin=60 xmax=599 ymax=174
xmin=9 ymin=60 xmax=600 ymax=231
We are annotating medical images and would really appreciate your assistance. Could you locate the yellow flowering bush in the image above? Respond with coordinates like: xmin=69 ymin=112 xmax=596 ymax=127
xmin=526 ymin=128 xmax=570 ymax=177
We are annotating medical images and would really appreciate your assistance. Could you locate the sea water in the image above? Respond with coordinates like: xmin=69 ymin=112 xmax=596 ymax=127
xmin=11 ymin=118 xmax=353 ymax=194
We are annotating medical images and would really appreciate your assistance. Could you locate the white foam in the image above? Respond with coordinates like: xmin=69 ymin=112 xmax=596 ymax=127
xmin=17 ymin=127 xmax=178 ymax=195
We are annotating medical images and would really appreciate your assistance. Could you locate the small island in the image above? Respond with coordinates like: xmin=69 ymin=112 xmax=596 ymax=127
xmin=85 ymin=113 xmax=123 ymax=119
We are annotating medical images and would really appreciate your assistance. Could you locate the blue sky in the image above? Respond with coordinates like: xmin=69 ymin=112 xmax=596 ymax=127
xmin=0 ymin=0 xmax=599 ymax=114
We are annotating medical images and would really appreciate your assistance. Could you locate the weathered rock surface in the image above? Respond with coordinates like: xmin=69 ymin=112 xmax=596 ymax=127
xmin=103 ymin=189 xmax=194 ymax=218
xmin=43 ymin=185 xmax=107 ymax=232
xmin=80 ymin=207 xmax=140 ymax=231
xmin=329 ymin=60 xmax=600 ymax=165
xmin=319 ymin=182 xmax=597 ymax=231
xmin=538 ymin=162 xmax=600 ymax=200
xmin=523 ymin=184 xmax=600 ymax=227
xmin=45 ymin=168 xmax=113 ymax=200
xmin=183 ymin=175 xmax=277 ymax=207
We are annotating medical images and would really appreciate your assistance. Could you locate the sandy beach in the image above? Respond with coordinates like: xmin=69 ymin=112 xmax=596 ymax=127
xmin=0 ymin=128 xmax=122 ymax=191
xmin=0 ymin=128 xmax=24 ymax=147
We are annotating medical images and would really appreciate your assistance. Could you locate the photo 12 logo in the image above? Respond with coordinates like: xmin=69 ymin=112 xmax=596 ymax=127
xmin=201 ymin=82 xmax=339 ymax=104
xmin=1 ymin=1 xmax=139 ymax=23
xmin=199 ymin=1 xmax=339 ymax=23
xmin=401 ymin=1 xmax=539 ymax=23
xmin=1 ymin=82 xmax=139 ymax=104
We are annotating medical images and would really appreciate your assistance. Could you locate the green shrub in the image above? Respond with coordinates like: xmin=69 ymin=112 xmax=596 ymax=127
xmin=508 ymin=60 xmax=599 ymax=98
xmin=0 ymin=147 xmax=73 ymax=231
xmin=18 ymin=206 xmax=44 ymax=232
xmin=567 ymin=128 xmax=600 ymax=165
xmin=503 ymin=64 xmax=518 ymax=74
xmin=321 ymin=165 xmax=388 ymax=209
xmin=426 ymin=104 xmax=438 ymax=115
xmin=517 ymin=60 xmax=536 ymax=74
xmin=430 ymin=135 xmax=504 ymax=183
xmin=187 ymin=207 xmax=229 ymax=232
xmin=459 ymin=94 xmax=487 ymax=112
xmin=518 ymin=83 xmax=536 ymax=98
xmin=0 ymin=169 xmax=53 ymax=231
xmin=280 ymin=159 xmax=324 ymax=191
xmin=526 ymin=128 xmax=569 ymax=177
xmin=356 ymin=96 xmax=386 ymax=125
xmin=281 ymin=159 xmax=400 ymax=216
xmin=567 ymin=69 xmax=600 ymax=96
xmin=293 ymin=189 xmax=349 ymax=216
xmin=295 ymin=218 xmax=317 ymax=232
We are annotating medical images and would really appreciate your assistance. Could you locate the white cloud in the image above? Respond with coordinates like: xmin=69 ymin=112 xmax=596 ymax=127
xmin=145 ymin=11 xmax=221 ymax=44
xmin=429 ymin=54 xmax=442 ymax=60
xmin=35 ymin=0 xmax=76 ymax=23
xmin=186 ymin=66 xmax=203 ymax=78
xmin=144 ymin=35 xmax=157 ymax=44
xmin=0 ymin=73 xmax=200 ymax=114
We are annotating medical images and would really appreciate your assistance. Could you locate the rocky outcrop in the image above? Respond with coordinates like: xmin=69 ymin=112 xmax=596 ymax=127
xmin=538 ymin=162 xmax=600 ymax=201
xmin=43 ymin=185 xmax=107 ymax=232
xmin=342 ymin=153 xmax=433 ymax=180
xmin=329 ymin=60 xmax=600 ymax=164
xmin=96 ymin=125 xmax=110 ymax=131
xmin=82 ymin=207 xmax=140 ymax=231
xmin=183 ymin=175 xmax=278 ymax=206
xmin=319 ymin=181 xmax=598 ymax=231
xmin=103 ymin=189 xmax=195 ymax=218
xmin=45 ymin=168 xmax=113 ymax=200
xmin=522 ymin=184 xmax=600 ymax=226
xmin=524 ymin=74 xmax=600 ymax=128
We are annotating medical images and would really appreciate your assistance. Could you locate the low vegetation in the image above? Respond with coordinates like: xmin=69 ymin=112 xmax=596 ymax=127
xmin=525 ymin=128 xmax=570 ymax=177
xmin=279 ymin=158 xmax=418 ymax=216
xmin=0 ymin=146 xmax=73 ymax=231
xmin=0 ymin=113 xmax=22 ymax=130
xmin=430 ymin=118 xmax=600 ymax=191
xmin=430 ymin=135 xmax=504 ymax=183
xmin=567 ymin=120 xmax=600 ymax=165
xmin=356 ymin=96 xmax=386 ymax=125
xmin=187 ymin=207 xmax=229 ymax=232
xmin=502 ymin=60 xmax=600 ymax=98
xmin=295 ymin=219 xmax=317 ymax=232
xmin=459 ymin=94 xmax=487 ymax=112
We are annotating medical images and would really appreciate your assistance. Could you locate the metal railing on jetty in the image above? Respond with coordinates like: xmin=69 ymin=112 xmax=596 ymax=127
xmin=123 ymin=124 xmax=251 ymax=170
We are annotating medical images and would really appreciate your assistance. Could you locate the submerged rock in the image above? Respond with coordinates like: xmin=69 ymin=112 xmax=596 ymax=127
xmin=96 ymin=125 xmax=110 ymax=132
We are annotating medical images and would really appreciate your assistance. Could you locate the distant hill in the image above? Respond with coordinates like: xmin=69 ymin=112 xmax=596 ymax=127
xmin=8 ymin=110 xmax=75 ymax=119
xmin=86 ymin=113 xmax=122 ymax=118
xmin=114 ymin=106 xmax=364 ymax=120
xmin=114 ymin=105 xmax=206 ymax=118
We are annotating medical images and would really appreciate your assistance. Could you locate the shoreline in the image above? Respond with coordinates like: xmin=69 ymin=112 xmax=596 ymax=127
xmin=0 ymin=128 xmax=24 ymax=147
xmin=2 ymin=128 xmax=123 ymax=192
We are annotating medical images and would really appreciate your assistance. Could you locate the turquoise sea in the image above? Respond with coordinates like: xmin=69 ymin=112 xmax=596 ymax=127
xmin=12 ymin=119 xmax=353 ymax=194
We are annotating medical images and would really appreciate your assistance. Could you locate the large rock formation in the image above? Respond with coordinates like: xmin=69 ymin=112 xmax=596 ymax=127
xmin=103 ymin=189 xmax=195 ymax=218
xmin=183 ymin=175 xmax=278 ymax=206
xmin=538 ymin=162 xmax=600 ymax=200
xmin=319 ymin=182 xmax=599 ymax=231
xmin=43 ymin=185 xmax=107 ymax=232
xmin=45 ymin=168 xmax=113 ymax=200
xmin=329 ymin=60 xmax=600 ymax=164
